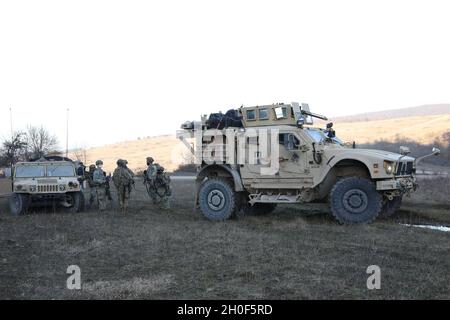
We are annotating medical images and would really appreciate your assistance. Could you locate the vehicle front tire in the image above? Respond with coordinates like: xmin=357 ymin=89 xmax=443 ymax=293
xmin=381 ymin=196 xmax=402 ymax=217
xmin=199 ymin=178 xmax=236 ymax=221
xmin=9 ymin=193 xmax=30 ymax=216
xmin=329 ymin=177 xmax=382 ymax=224
xmin=63 ymin=191 xmax=85 ymax=213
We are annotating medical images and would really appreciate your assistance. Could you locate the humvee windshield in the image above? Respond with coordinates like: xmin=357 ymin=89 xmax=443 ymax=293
xmin=14 ymin=164 xmax=75 ymax=178
xmin=47 ymin=165 xmax=75 ymax=177
xmin=15 ymin=165 xmax=45 ymax=178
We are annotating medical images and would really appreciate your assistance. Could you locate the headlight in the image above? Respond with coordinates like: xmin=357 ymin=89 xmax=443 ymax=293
xmin=59 ymin=185 xmax=66 ymax=191
xmin=384 ymin=161 xmax=394 ymax=174
xmin=30 ymin=186 xmax=36 ymax=192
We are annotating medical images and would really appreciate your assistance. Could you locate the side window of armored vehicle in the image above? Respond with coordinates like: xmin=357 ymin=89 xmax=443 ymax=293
xmin=246 ymin=110 xmax=256 ymax=121
xmin=278 ymin=133 xmax=300 ymax=150
xmin=258 ymin=108 xmax=269 ymax=120
xmin=274 ymin=107 xmax=288 ymax=119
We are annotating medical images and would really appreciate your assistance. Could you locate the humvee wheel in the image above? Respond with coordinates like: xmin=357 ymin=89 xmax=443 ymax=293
xmin=329 ymin=177 xmax=382 ymax=224
xmin=199 ymin=178 xmax=236 ymax=221
xmin=9 ymin=193 xmax=30 ymax=216
xmin=62 ymin=191 xmax=85 ymax=213
xmin=381 ymin=196 xmax=402 ymax=217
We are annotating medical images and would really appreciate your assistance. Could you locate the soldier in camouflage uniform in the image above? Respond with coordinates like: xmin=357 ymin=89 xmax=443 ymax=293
xmin=154 ymin=165 xmax=171 ymax=210
xmin=144 ymin=157 xmax=171 ymax=210
xmin=144 ymin=157 xmax=158 ymax=204
xmin=112 ymin=159 xmax=135 ymax=214
xmin=93 ymin=160 xmax=108 ymax=211
xmin=86 ymin=164 xmax=96 ymax=207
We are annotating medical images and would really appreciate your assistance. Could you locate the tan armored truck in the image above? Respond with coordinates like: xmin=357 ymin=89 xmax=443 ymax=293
xmin=9 ymin=160 xmax=85 ymax=215
xmin=179 ymin=102 xmax=440 ymax=224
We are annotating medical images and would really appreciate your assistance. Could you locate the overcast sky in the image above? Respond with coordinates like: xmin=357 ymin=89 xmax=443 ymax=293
xmin=1 ymin=0 xmax=450 ymax=149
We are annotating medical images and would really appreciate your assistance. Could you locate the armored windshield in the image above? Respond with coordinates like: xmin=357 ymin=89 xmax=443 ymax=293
xmin=306 ymin=129 xmax=343 ymax=145
xmin=47 ymin=165 xmax=75 ymax=177
xmin=15 ymin=165 xmax=46 ymax=178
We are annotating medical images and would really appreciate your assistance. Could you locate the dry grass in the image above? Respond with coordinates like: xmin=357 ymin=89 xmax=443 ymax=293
xmin=0 ymin=179 xmax=449 ymax=300
xmin=330 ymin=113 xmax=450 ymax=145
xmin=69 ymin=134 xmax=181 ymax=173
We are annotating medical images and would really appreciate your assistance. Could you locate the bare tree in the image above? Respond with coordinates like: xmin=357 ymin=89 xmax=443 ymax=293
xmin=73 ymin=144 xmax=88 ymax=163
xmin=0 ymin=132 xmax=28 ymax=166
xmin=26 ymin=126 xmax=59 ymax=159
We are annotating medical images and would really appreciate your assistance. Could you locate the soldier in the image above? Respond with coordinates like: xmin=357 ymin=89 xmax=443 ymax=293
xmin=104 ymin=171 xmax=113 ymax=201
xmin=144 ymin=156 xmax=171 ymax=210
xmin=112 ymin=159 xmax=135 ymax=214
xmin=86 ymin=164 xmax=97 ymax=207
xmin=92 ymin=160 xmax=108 ymax=211
xmin=153 ymin=165 xmax=171 ymax=210
xmin=144 ymin=157 xmax=158 ymax=204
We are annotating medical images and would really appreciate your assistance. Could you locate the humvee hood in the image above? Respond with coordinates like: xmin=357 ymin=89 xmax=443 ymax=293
xmin=329 ymin=148 xmax=415 ymax=162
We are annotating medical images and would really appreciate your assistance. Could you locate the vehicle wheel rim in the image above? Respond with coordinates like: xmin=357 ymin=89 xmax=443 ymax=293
xmin=207 ymin=189 xmax=225 ymax=211
xmin=343 ymin=189 xmax=368 ymax=214
xmin=65 ymin=194 xmax=74 ymax=207
xmin=13 ymin=196 xmax=21 ymax=210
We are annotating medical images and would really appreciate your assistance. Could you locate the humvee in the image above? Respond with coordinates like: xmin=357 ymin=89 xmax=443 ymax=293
xmin=179 ymin=102 xmax=440 ymax=224
xmin=9 ymin=160 xmax=85 ymax=215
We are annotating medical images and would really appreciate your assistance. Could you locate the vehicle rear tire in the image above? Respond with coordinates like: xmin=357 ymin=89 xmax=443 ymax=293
xmin=9 ymin=193 xmax=30 ymax=216
xmin=199 ymin=178 xmax=236 ymax=221
xmin=63 ymin=191 xmax=85 ymax=213
xmin=329 ymin=177 xmax=382 ymax=224
xmin=381 ymin=196 xmax=402 ymax=217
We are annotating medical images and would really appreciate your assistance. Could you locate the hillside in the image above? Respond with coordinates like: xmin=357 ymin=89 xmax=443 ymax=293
xmin=333 ymin=104 xmax=450 ymax=123
xmin=331 ymin=113 xmax=450 ymax=144
xmin=71 ymin=112 xmax=450 ymax=174
xmin=69 ymin=135 xmax=181 ymax=174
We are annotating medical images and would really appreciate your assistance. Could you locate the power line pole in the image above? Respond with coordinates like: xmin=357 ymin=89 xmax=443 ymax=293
xmin=9 ymin=106 xmax=13 ymax=139
xmin=66 ymin=108 xmax=69 ymax=158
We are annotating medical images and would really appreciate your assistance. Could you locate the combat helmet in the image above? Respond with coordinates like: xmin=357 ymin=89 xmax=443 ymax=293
xmin=95 ymin=160 xmax=104 ymax=166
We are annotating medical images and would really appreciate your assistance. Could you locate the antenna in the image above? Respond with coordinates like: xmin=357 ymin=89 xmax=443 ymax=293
xmin=66 ymin=108 xmax=69 ymax=158
xmin=9 ymin=106 xmax=13 ymax=139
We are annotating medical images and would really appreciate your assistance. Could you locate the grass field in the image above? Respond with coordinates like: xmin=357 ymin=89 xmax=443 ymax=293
xmin=0 ymin=177 xmax=449 ymax=299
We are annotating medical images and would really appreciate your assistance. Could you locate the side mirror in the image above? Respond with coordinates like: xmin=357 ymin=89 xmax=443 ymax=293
xmin=432 ymin=147 xmax=441 ymax=155
xmin=399 ymin=146 xmax=410 ymax=155
xmin=415 ymin=146 xmax=441 ymax=166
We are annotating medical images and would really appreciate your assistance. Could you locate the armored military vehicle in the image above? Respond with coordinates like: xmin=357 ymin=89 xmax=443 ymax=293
xmin=179 ymin=102 xmax=440 ymax=224
xmin=9 ymin=160 xmax=85 ymax=215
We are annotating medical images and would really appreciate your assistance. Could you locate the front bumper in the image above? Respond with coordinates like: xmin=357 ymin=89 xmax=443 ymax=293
xmin=376 ymin=176 xmax=417 ymax=193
